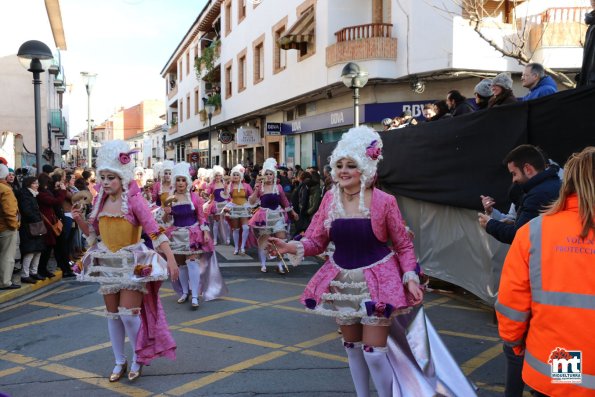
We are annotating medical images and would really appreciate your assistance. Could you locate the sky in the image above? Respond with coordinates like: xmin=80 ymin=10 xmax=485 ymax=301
xmin=3 ymin=0 xmax=208 ymax=137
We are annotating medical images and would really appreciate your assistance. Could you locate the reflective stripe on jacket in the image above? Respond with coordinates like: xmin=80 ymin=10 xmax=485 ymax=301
xmin=496 ymin=195 xmax=595 ymax=396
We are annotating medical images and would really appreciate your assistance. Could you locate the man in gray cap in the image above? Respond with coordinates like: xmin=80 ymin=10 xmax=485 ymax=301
xmin=0 ymin=164 xmax=20 ymax=290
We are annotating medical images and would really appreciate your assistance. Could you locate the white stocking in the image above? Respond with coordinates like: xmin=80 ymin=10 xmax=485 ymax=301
xmin=222 ymin=221 xmax=230 ymax=244
xmin=240 ymin=224 xmax=250 ymax=251
xmin=363 ymin=345 xmax=393 ymax=397
xmin=186 ymin=259 xmax=201 ymax=300
xmin=344 ymin=340 xmax=370 ymax=397
xmin=258 ymin=248 xmax=267 ymax=267
xmin=178 ymin=265 xmax=189 ymax=294
xmin=212 ymin=221 xmax=219 ymax=244
xmin=232 ymin=229 xmax=240 ymax=251
xmin=107 ymin=313 xmax=126 ymax=373
xmin=120 ymin=307 xmax=142 ymax=372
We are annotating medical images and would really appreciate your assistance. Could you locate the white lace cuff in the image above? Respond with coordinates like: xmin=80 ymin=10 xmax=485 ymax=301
xmin=286 ymin=241 xmax=305 ymax=267
xmin=402 ymin=271 xmax=420 ymax=285
xmin=152 ymin=233 xmax=170 ymax=248
xmin=85 ymin=230 xmax=98 ymax=246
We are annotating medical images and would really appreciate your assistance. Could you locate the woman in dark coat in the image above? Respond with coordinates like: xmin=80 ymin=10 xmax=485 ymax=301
xmin=37 ymin=173 xmax=67 ymax=278
xmin=18 ymin=177 xmax=46 ymax=283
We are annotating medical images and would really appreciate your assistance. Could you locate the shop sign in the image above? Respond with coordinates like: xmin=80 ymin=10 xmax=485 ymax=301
xmin=198 ymin=139 xmax=209 ymax=150
xmin=69 ymin=139 xmax=78 ymax=145
xmin=266 ymin=123 xmax=281 ymax=135
xmin=278 ymin=108 xmax=354 ymax=135
xmin=236 ymin=128 xmax=260 ymax=145
xmin=364 ymin=100 xmax=440 ymax=122
xmin=218 ymin=130 xmax=234 ymax=144
xmin=190 ymin=152 xmax=199 ymax=162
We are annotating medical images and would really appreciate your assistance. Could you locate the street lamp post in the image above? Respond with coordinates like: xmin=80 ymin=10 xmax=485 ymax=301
xmin=17 ymin=40 xmax=54 ymax=175
xmin=204 ymin=100 xmax=216 ymax=167
xmin=341 ymin=62 xmax=369 ymax=127
xmin=80 ymin=72 xmax=97 ymax=167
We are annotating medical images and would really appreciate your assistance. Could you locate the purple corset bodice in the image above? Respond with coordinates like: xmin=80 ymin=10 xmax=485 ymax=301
xmin=213 ymin=188 xmax=226 ymax=202
xmin=330 ymin=218 xmax=391 ymax=269
xmin=172 ymin=204 xmax=197 ymax=227
xmin=260 ymin=193 xmax=281 ymax=210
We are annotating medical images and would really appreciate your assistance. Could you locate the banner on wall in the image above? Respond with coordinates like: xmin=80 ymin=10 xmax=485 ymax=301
xmin=236 ymin=128 xmax=261 ymax=145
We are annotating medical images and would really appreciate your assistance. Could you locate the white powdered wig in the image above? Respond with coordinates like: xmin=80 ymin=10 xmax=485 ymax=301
xmin=153 ymin=162 xmax=163 ymax=180
xmin=212 ymin=165 xmax=225 ymax=176
xmin=172 ymin=162 xmax=193 ymax=192
xmin=327 ymin=126 xmax=383 ymax=224
xmin=197 ymin=167 xmax=207 ymax=179
xmin=172 ymin=161 xmax=195 ymax=209
xmin=91 ymin=140 xmax=139 ymax=219
xmin=231 ymin=164 xmax=246 ymax=192
xmin=261 ymin=158 xmax=279 ymax=194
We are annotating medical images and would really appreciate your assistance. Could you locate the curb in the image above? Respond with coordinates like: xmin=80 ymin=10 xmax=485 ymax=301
xmin=0 ymin=269 xmax=64 ymax=305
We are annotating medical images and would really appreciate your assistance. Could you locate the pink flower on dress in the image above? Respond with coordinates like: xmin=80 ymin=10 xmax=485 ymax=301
xmin=140 ymin=266 xmax=152 ymax=277
xmin=365 ymin=140 xmax=382 ymax=160
xmin=119 ymin=153 xmax=131 ymax=165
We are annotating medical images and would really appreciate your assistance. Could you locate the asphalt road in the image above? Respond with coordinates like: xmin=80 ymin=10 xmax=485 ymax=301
xmin=0 ymin=245 xmax=529 ymax=397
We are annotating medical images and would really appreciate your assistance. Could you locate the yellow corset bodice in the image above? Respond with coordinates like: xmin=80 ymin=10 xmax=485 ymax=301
xmin=231 ymin=188 xmax=247 ymax=205
xmin=99 ymin=216 xmax=142 ymax=252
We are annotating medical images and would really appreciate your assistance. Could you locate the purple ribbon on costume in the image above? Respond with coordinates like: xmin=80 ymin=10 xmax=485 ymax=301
xmin=304 ymin=298 xmax=317 ymax=310
xmin=364 ymin=301 xmax=394 ymax=318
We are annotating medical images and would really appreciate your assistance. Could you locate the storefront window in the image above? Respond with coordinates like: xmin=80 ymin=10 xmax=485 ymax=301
xmin=285 ymin=135 xmax=295 ymax=168
xmin=300 ymin=133 xmax=313 ymax=168
xmin=313 ymin=129 xmax=347 ymax=166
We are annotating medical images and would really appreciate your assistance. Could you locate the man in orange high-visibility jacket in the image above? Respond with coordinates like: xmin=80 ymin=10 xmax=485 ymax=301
xmin=496 ymin=147 xmax=595 ymax=397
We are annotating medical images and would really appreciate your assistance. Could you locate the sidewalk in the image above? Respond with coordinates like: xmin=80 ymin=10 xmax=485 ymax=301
xmin=0 ymin=266 xmax=65 ymax=305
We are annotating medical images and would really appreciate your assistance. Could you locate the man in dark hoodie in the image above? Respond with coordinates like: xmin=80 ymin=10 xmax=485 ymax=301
xmin=519 ymin=63 xmax=557 ymax=101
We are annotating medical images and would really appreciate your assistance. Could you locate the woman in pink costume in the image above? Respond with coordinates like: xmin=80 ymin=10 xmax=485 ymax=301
xmin=270 ymin=127 xmax=424 ymax=396
xmin=162 ymin=162 xmax=227 ymax=308
xmin=249 ymin=158 xmax=298 ymax=274
xmin=72 ymin=140 xmax=179 ymax=383
xmin=223 ymin=164 xmax=254 ymax=255
xmin=206 ymin=165 xmax=231 ymax=245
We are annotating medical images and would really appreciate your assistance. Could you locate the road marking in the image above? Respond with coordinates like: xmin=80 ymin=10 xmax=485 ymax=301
xmin=166 ymin=350 xmax=288 ymax=396
xmin=295 ymin=332 xmax=342 ymax=349
xmin=225 ymin=278 xmax=248 ymax=285
xmin=41 ymin=363 xmax=153 ymax=397
xmin=475 ymin=381 xmax=532 ymax=396
xmin=258 ymin=278 xmax=307 ymax=287
xmin=0 ymin=312 xmax=80 ymax=333
xmin=424 ymin=296 xmax=452 ymax=308
xmin=271 ymin=304 xmax=306 ymax=313
xmin=0 ymin=350 xmax=36 ymax=365
xmin=438 ymin=330 xmax=500 ymax=342
xmin=0 ymin=366 xmax=25 ymax=378
xmin=301 ymin=350 xmax=348 ymax=363
xmin=48 ymin=340 xmax=128 ymax=362
xmin=30 ymin=301 xmax=91 ymax=312
xmin=0 ymin=285 xmax=67 ymax=314
xmin=460 ymin=343 xmax=503 ymax=375
xmin=269 ymin=295 xmax=301 ymax=305
xmin=53 ymin=285 xmax=89 ymax=294
xmin=220 ymin=296 xmax=261 ymax=304
xmin=178 ymin=328 xmax=284 ymax=349
xmin=441 ymin=303 xmax=487 ymax=312
xmin=179 ymin=305 xmax=261 ymax=326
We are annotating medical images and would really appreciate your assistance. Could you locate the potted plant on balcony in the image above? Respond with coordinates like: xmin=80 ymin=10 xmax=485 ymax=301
xmin=194 ymin=39 xmax=221 ymax=83
xmin=206 ymin=92 xmax=221 ymax=110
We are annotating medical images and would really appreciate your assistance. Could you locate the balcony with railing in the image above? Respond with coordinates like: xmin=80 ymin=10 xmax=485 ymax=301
xmin=527 ymin=7 xmax=590 ymax=51
xmin=326 ymin=23 xmax=397 ymax=67
xmin=50 ymin=109 xmax=66 ymax=136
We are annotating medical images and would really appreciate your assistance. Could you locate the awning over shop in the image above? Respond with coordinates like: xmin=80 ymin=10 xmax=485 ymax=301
xmin=277 ymin=7 xmax=315 ymax=50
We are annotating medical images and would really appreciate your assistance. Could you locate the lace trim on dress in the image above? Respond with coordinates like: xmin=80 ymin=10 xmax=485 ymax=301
xmin=329 ymin=280 xmax=368 ymax=289
xmin=329 ymin=251 xmax=394 ymax=271
xmin=402 ymin=271 xmax=420 ymax=285
xmin=200 ymin=225 xmax=210 ymax=232
xmin=287 ymin=241 xmax=305 ymax=266
xmin=97 ymin=212 xmax=125 ymax=218
xmin=151 ymin=233 xmax=169 ymax=248
xmin=99 ymin=283 xmax=147 ymax=295
xmin=306 ymin=306 xmax=368 ymax=320
xmin=321 ymin=292 xmax=371 ymax=302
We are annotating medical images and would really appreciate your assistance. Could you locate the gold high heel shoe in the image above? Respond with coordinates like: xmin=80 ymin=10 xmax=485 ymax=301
xmin=109 ymin=361 xmax=127 ymax=382
xmin=128 ymin=364 xmax=143 ymax=381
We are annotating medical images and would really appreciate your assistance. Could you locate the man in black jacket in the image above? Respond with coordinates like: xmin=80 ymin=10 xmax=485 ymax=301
xmin=478 ymin=144 xmax=561 ymax=244
xmin=446 ymin=90 xmax=474 ymax=117
xmin=578 ymin=0 xmax=595 ymax=87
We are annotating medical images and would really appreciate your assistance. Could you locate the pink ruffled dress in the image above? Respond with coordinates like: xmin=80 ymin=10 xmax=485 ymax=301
xmin=248 ymin=184 xmax=291 ymax=235
xmin=290 ymin=188 xmax=421 ymax=326
xmin=164 ymin=192 xmax=213 ymax=255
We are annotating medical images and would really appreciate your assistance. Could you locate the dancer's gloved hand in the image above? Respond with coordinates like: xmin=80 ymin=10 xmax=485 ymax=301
xmin=407 ymin=280 xmax=424 ymax=305
xmin=267 ymin=237 xmax=297 ymax=255
xmin=167 ymin=258 xmax=179 ymax=282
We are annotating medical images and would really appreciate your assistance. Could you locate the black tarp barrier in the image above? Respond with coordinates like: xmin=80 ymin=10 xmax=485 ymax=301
xmin=378 ymin=86 xmax=595 ymax=211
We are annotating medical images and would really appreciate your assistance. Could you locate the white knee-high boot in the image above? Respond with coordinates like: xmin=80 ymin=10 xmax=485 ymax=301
xmin=344 ymin=340 xmax=370 ymax=397
xmin=363 ymin=345 xmax=393 ymax=397
xmin=232 ymin=229 xmax=240 ymax=252
xmin=240 ymin=224 xmax=250 ymax=251
xmin=120 ymin=307 xmax=142 ymax=373
xmin=186 ymin=259 xmax=201 ymax=305
xmin=107 ymin=312 xmax=126 ymax=374
xmin=212 ymin=221 xmax=219 ymax=244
